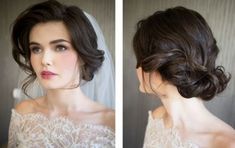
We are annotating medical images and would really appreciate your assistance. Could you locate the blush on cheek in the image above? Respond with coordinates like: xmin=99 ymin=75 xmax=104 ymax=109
xmin=59 ymin=52 xmax=79 ymax=70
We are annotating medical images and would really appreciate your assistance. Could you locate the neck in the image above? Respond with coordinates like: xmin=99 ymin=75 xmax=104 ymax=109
xmin=159 ymin=84 xmax=215 ymax=133
xmin=44 ymin=87 xmax=91 ymax=113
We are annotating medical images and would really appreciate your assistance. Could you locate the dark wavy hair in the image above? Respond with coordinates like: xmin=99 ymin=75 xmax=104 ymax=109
xmin=11 ymin=0 xmax=104 ymax=95
xmin=133 ymin=6 xmax=231 ymax=100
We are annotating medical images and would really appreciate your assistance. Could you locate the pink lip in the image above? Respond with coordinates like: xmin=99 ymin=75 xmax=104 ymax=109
xmin=40 ymin=71 xmax=57 ymax=79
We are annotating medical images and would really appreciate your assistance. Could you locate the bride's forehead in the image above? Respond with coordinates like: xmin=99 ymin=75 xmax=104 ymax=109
xmin=29 ymin=22 xmax=71 ymax=42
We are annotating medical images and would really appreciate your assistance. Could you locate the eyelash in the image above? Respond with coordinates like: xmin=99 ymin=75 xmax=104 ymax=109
xmin=55 ymin=45 xmax=68 ymax=52
xmin=30 ymin=45 xmax=68 ymax=54
xmin=30 ymin=47 xmax=42 ymax=54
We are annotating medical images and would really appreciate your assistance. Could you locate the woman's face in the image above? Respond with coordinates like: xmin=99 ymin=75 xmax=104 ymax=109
xmin=29 ymin=21 xmax=80 ymax=90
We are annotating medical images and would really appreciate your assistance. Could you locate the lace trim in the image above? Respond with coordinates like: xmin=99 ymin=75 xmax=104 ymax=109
xmin=8 ymin=109 xmax=115 ymax=148
xmin=12 ymin=109 xmax=115 ymax=134
xmin=143 ymin=111 xmax=199 ymax=148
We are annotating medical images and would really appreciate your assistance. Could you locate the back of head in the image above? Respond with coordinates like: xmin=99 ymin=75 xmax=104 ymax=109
xmin=133 ymin=6 xmax=230 ymax=100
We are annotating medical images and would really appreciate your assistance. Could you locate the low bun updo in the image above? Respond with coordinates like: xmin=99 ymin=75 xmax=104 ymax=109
xmin=133 ymin=6 xmax=230 ymax=100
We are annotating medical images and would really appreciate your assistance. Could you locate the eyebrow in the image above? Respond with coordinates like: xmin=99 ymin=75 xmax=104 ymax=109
xmin=29 ymin=39 xmax=71 ymax=45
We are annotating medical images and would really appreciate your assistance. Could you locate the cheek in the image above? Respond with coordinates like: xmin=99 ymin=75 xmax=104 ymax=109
xmin=136 ymin=69 xmax=154 ymax=93
xmin=136 ymin=68 xmax=147 ymax=92
xmin=58 ymin=52 xmax=78 ymax=71
xmin=136 ymin=68 xmax=144 ymax=86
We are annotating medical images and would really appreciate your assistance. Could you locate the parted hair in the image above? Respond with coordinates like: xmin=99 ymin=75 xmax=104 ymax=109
xmin=133 ymin=6 xmax=230 ymax=100
xmin=11 ymin=0 xmax=104 ymax=94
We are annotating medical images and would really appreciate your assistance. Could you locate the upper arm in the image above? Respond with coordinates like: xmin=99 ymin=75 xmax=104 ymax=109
xmin=7 ymin=101 xmax=32 ymax=147
xmin=8 ymin=99 xmax=37 ymax=146
xmin=8 ymin=111 xmax=17 ymax=147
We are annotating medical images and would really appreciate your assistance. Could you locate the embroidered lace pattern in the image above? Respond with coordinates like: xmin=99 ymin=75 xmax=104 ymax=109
xmin=8 ymin=109 xmax=115 ymax=148
xmin=143 ymin=111 xmax=199 ymax=148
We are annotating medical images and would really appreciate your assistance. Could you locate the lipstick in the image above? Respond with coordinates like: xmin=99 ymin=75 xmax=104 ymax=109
xmin=41 ymin=71 xmax=57 ymax=79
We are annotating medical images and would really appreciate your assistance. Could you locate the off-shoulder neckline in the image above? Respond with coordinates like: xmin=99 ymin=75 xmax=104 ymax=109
xmin=147 ymin=110 xmax=199 ymax=147
xmin=11 ymin=109 xmax=115 ymax=134
xmin=148 ymin=110 xmax=175 ymax=130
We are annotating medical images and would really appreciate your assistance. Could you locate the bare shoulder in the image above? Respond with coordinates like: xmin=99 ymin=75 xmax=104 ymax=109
xmin=214 ymin=136 xmax=235 ymax=148
xmin=15 ymin=97 xmax=43 ymax=115
xmin=152 ymin=106 xmax=166 ymax=119
xmin=98 ymin=108 xmax=115 ymax=131
xmin=213 ymin=130 xmax=235 ymax=148
xmin=15 ymin=99 xmax=36 ymax=114
xmin=85 ymin=100 xmax=115 ymax=130
xmin=223 ymin=132 xmax=235 ymax=148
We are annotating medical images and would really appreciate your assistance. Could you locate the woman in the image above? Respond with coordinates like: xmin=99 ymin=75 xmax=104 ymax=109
xmin=8 ymin=0 xmax=115 ymax=147
xmin=133 ymin=6 xmax=235 ymax=148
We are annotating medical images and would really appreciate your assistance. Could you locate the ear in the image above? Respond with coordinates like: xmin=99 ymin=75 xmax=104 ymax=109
xmin=150 ymin=71 xmax=170 ymax=98
xmin=152 ymin=71 xmax=163 ymax=84
xmin=149 ymin=71 xmax=164 ymax=90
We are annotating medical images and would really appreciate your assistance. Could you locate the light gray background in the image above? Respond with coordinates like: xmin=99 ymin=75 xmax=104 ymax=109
xmin=124 ymin=0 xmax=235 ymax=147
xmin=0 ymin=0 xmax=114 ymax=146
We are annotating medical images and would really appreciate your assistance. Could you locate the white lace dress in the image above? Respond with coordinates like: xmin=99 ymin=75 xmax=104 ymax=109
xmin=143 ymin=111 xmax=199 ymax=148
xmin=8 ymin=109 xmax=115 ymax=148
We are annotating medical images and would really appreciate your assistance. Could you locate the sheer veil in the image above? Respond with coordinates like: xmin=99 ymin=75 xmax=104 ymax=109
xmin=81 ymin=12 xmax=115 ymax=109
xmin=12 ymin=12 xmax=115 ymax=109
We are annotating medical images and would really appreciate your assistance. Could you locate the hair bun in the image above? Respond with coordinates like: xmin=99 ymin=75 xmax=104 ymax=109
xmin=177 ymin=66 xmax=230 ymax=100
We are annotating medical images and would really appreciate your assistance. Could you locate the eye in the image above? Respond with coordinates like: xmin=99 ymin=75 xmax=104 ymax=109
xmin=30 ymin=47 xmax=42 ymax=54
xmin=55 ymin=45 xmax=68 ymax=52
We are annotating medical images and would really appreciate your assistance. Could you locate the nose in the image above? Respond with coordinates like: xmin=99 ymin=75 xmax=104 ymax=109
xmin=41 ymin=49 xmax=53 ymax=66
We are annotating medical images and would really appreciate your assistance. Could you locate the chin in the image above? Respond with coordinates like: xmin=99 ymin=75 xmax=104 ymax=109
xmin=41 ymin=85 xmax=61 ymax=90
xmin=39 ymin=81 xmax=65 ymax=90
